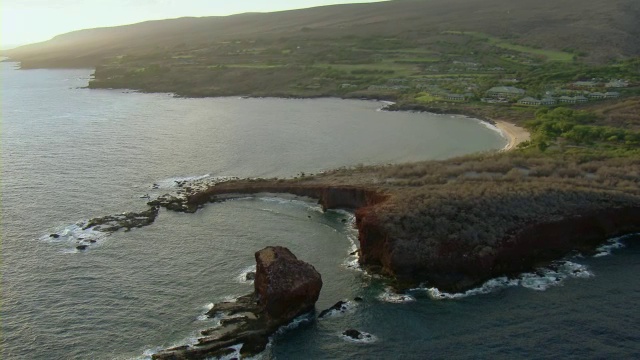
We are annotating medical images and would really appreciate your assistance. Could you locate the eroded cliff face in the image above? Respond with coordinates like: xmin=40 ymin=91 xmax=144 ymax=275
xmin=386 ymin=206 xmax=640 ymax=292
xmin=185 ymin=182 xmax=387 ymax=211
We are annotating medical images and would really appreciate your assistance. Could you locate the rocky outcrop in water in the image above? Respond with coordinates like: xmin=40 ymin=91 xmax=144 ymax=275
xmin=148 ymin=194 xmax=198 ymax=213
xmin=152 ymin=246 xmax=322 ymax=359
xmin=55 ymin=206 xmax=162 ymax=250
xmin=83 ymin=206 xmax=159 ymax=232
xmin=318 ymin=301 xmax=348 ymax=319
xmin=342 ymin=329 xmax=374 ymax=342
xmin=254 ymin=246 xmax=323 ymax=321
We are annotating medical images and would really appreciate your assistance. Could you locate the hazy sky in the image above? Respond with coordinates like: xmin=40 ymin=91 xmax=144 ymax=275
xmin=1 ymin=0 xmax=386 ymax=48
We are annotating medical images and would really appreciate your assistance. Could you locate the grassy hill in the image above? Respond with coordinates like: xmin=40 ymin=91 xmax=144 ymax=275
xmin=4 ymin=0 xmax=640 ymax=67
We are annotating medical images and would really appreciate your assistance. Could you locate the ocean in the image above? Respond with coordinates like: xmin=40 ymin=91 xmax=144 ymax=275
xmin=2 ymin=62 xmax=638 ymax=359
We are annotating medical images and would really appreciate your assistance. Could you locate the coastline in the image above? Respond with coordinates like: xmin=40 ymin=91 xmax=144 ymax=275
xmin=494 ymin=120 xmax=531 ymax=151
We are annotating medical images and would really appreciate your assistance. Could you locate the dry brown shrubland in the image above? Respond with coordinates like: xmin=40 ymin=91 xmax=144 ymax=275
xmin=296 ymin=152 xmax=640 ymax=256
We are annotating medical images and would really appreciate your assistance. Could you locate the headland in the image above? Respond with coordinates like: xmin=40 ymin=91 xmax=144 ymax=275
xmin=145 ymin=151 xmax=640 ymax=292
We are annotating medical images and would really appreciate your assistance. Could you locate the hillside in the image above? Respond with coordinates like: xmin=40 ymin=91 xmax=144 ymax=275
xmin=4 ymin=0 xmax=640 ymax=68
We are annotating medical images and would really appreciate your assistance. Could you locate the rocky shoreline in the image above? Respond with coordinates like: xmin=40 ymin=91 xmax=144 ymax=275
xmin=56 ymin=151 xmax=640 ymax=293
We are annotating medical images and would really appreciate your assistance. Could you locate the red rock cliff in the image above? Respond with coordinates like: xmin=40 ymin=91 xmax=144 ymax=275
xmin=254 ymin=246 xmax=323 ymax=321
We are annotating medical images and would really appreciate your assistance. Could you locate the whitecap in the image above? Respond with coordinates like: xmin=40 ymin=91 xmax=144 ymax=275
xmin=216 ymin=343 xmax=244 ymax=360
xmin=519 ymin=262 xmax=592 ymax=291
xmin=196 ymin=303 xmax=216 ymax=321
xmin=236 ymin=265 xmax=257 ymax=284
xmin=275 ymin=312 xmax=314 ymax=335
xmin=378 ymin=287 xmax=416 ymax=303
xmin=594 ymin=236 xmax=627 ymax=257
xmin=139 ymin=346 xmax=163 ymax=360
xmin=40 ymin=222 xmax=109 ymax=252
xmin=424 ymin=277 xmax=519 ymax=300
xmin=344 ymin=257 xmax=361 ymax=271
xmin=422 ymin=234 xmax=638 ymax=299
xmin=421 ymin=260 xmax=593 ymax=300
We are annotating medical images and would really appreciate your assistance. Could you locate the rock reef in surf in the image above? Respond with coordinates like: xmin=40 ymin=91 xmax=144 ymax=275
xmin=153 ymin=246 xmax=322 ymax=359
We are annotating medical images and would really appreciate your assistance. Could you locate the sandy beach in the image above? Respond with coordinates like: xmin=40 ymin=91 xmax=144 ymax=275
xmin=494 ymin=120 xmax=531 ymax=151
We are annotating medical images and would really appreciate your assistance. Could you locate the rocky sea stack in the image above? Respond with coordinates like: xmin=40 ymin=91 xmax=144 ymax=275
xmin=254 ymin=246 xmax=323 ymax=321
xmin=153 ymin=246 xmax=322 ymax=359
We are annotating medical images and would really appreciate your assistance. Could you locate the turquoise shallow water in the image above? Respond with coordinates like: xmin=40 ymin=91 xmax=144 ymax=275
xmin=2 ymin=63 xmax=639 ymax=359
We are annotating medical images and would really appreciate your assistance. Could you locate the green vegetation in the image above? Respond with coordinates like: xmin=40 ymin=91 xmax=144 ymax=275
xmin=521 ymin=107 xmax=640 ymax=154
xmin=444 ymin=31 xmax=574 ymax=61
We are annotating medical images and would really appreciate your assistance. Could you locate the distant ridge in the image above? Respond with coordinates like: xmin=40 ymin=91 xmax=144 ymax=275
xmin=5 ymin=0 xmax=640 ymax=67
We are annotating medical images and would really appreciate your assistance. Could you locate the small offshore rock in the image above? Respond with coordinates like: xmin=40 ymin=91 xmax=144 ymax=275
xmin=343 ymin=329 xmax=362 ymax=340
xmin=245 ymin=271 xmax=256 ymax=281
xmin=76 ymin=245 xmax=88 ymax=251
xmin=49 ymin=233 xmax=60 ymax=239
xmin=354 ymin=296 xmax=363 ymax=302
xmin=319 ymin=300 xmax=347 ymax=319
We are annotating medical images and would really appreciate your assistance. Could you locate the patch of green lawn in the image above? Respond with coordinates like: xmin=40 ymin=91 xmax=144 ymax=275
xmin=444 ymin=31 xmax=574 ymax=61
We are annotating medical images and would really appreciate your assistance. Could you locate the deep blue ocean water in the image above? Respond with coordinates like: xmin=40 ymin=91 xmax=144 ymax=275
xmin=2 ymin=62 xmax=639 ymax=359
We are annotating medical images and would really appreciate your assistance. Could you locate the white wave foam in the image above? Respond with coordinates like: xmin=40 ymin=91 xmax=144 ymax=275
xmin=140 ymin=346 xmax=163 ymax=360
xmin=196 ymin=304 xmax=217 ymax=322
xmin=40 ymin=223 xmax=109 ymax=252
xmin=344 ymin=257 xmax=362 ymax=271
xmin=421 ymin=260 xmax=593 ymax=300
xmin=152 ymin=174 xmax=211 ymax=189
xmin=424 ymin=277 xmax=519 ymax=300
xmin=594 ymin=236 xmax=627 ymax=257
xmin=376 ymin=100 xmax=395 ymax=111
xmin=339 ymin=330 xmax=378 ymax=344
xmin=275 ymin=312 xmax=314 ymax=335
xmin=217 ymin=343 xmax=244 ymax=360
xmin=467 ymin=117 xmax=509 ymax=149
xmin=236 ymin=265 xmax=257 ymax=284
xmin=378 ymin=287 xmax=416 ymax=303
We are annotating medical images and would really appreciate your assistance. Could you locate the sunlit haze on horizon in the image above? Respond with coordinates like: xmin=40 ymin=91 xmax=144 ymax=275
xmin=1 ymin=0 xmax=387 ymax=49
